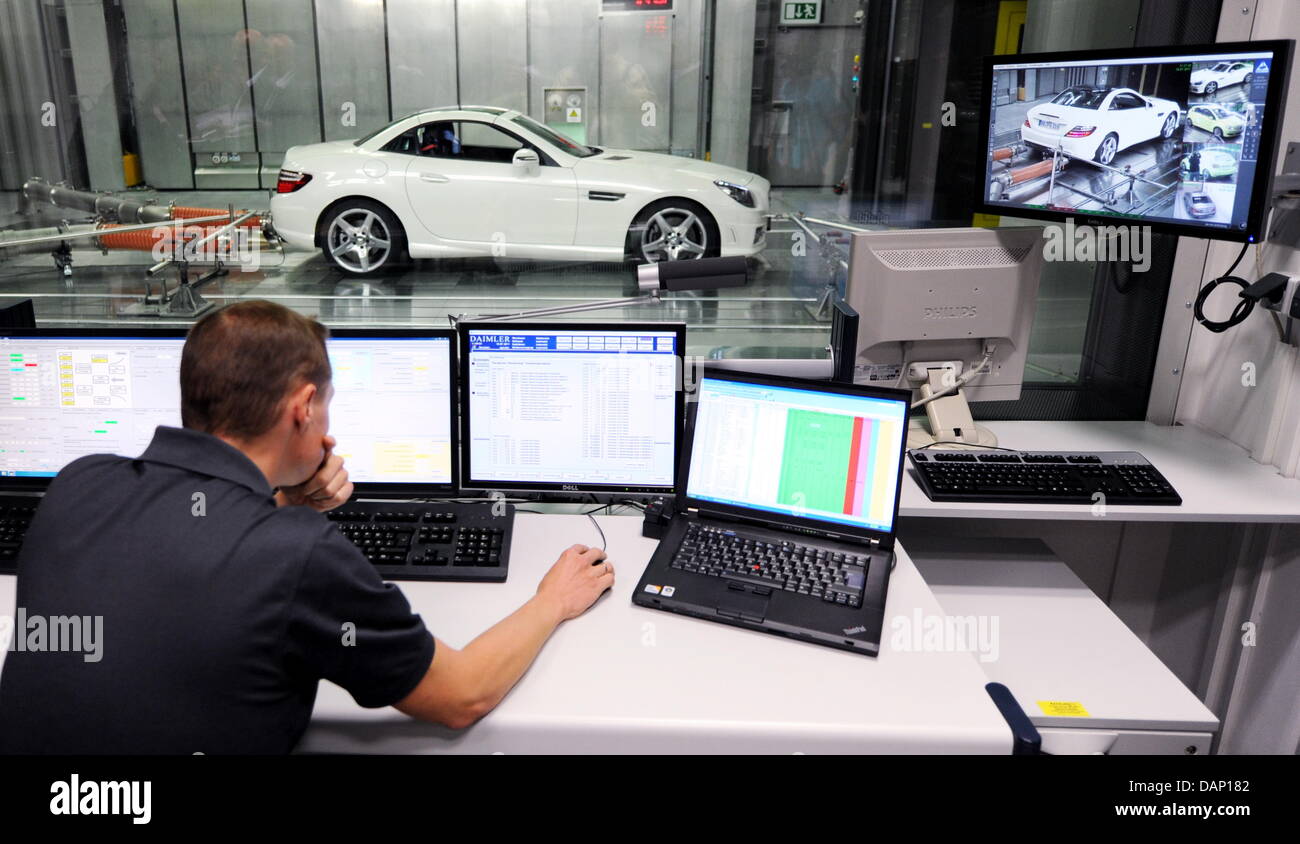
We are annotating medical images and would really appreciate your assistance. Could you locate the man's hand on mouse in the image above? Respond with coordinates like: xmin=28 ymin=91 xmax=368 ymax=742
xmin=536 ymin=544 xmax=614 ymax=622
xmin=276 ymin=435 xmax=353 ymax=512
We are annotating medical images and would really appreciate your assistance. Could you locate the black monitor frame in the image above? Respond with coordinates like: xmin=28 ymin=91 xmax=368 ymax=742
xmin=0 ymin=327 xmax=188 ymax=490
xmin=327 ymin=327 xmax=459 ymax=497
xmin=678 ymin=367 xmax=912 ymax=550
xmin=976 ymin=39 xmax=1294 ymax=243
xmin=458 ymin=320 xmax=687 ymax=496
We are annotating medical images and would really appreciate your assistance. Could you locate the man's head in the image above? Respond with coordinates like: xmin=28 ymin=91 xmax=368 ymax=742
xmin=181 ymin=300 xmax=334 ymax=488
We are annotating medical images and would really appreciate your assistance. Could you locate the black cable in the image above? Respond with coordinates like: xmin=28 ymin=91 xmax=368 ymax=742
xmin=587 ymin=512 xmax=607 ymax=551
xmin=1194 ymin=242 xmax=1254 ymax=333
xmin=915 ymin=441 xmax=1021 ymax=452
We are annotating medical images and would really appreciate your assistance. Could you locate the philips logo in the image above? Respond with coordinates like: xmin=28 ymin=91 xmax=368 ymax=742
xmin=923 ymin=305 xmax=977 ymax=320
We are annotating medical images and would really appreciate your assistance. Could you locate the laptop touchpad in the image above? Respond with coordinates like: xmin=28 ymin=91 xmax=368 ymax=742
xmin=717 ymin=591 xmax=770 ymax=623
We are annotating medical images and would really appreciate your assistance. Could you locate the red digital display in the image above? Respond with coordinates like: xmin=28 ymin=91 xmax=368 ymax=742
xmin=602 ymin=0 xmax=673 ymax=10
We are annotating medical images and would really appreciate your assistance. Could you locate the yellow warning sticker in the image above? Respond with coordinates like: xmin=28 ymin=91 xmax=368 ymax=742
xmin=1037 ymin=700 xmax=1090 ymax=717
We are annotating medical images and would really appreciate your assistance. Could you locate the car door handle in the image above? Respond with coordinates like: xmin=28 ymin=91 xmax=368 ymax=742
xmin=418 ymin=172 xmax=449 ymax=183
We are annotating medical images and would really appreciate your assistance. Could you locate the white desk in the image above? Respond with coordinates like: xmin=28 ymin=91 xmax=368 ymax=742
xmin=298 ymin=514 xmax=1011 ymax=754
xmin=901 ymin=420 xmax=1300 ymax=522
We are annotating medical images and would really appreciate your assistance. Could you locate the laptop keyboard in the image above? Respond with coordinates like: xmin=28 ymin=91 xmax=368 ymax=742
xmin=672 ymin=523 xmax=869 ymax=608
xmin=0 ymin=497 xmax=37 ymax=571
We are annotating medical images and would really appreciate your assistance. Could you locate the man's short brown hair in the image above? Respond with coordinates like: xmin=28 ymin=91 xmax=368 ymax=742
xmin=181 ymin=300 xmax=331 ymax=439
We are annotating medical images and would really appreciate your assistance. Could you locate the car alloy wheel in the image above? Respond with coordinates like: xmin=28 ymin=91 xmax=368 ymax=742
xmin=1161 ymin=113 xmax=1177 ymax=139
xmin=327 ymin=208 xmax=393 ymax=273
xmin=640 ymin=207 xmax=708 ymax=262
xmin=1206 ymin=82 xmax=1218 ymax=95
xmin=1243 ymin=73 xmax=1253 ymax=85
xmin=1213 ymin=127 xmax=1224 ymax=140
xmin=1096 ymin=135 xmax=1118 ymax=166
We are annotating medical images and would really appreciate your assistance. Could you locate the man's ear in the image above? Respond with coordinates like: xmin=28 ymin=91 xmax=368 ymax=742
xmin=289 ymin=382 xmax=318 ymax=430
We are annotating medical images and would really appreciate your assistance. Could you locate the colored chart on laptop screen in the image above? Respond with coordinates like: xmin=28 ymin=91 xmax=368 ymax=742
xmin=686 ymin=377 xmax=908 ymax=533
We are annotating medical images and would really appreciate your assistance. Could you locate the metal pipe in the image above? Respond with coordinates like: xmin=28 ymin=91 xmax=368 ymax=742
xmin=180 ymin=211 xmax=258 ymax=257
xmin=0 ymin=213 xmax=237 ymax=250
xmin=801 ymin=215 xmax=878 ymax=234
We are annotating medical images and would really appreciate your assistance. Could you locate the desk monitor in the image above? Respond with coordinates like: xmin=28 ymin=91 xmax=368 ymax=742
xmin=978 ymin=40 xmax=1293 ymax=242
xmin=326 ymin=329 xmax=458 ymax=495
xmin=459 ymin=322 xmax=686 ymax=494
xmin=0 ymin=329 xmax=186 ymax=486
xmin=847 ymin=226 xmax=1044 ymax=448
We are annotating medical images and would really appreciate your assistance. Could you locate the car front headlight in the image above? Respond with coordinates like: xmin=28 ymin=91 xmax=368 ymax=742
xmin=714 ymin=179 xmax=755 ymax=207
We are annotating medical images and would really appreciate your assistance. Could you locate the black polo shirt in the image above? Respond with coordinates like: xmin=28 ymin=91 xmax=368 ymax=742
xmin=0 ymin=426 xmax=435 ymax=754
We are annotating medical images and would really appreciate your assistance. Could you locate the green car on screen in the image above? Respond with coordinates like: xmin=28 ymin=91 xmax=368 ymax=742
xmin=1182 ymin=148 xmax=1238 ymax=180
xmin=1186 ymin=104 xmax=1246 ymax=139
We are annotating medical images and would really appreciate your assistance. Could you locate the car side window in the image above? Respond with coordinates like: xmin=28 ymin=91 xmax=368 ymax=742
xmin=1110 ymin=94 xmax=1144 ymax=110
xmin=381 ymin=121 xmax=459 ymax=157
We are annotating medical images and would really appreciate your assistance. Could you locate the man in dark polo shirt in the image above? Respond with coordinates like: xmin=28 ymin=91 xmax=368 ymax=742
xmin=0 ymin=301 xmax=614 ymax=754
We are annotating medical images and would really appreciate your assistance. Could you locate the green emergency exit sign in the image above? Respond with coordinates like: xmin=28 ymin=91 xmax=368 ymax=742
xmin=781 ymin=1 xmax=822 ymax=25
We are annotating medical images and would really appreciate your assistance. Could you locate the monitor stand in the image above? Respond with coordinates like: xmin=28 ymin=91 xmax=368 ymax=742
xmin=906 ymin=370 xmax=998 ymax=449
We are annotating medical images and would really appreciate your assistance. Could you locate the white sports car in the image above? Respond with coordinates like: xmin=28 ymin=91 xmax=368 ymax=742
xmin=1019 ymin=86 xmax=1181 ymax=167
xmin=1189 ymin=60 xmax=1254 ymax=95
xmin=271 ymin=106 xmax=770 ymax=274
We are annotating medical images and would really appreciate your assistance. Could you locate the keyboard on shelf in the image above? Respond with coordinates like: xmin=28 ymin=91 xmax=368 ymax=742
xmin=326 ymin=500 xmax=514 ymax=582
xmin=908 ymin=449 xmax=1183 ymax=505
xmin=672 ymin=522 xmax=870 ymax=608
xmin=0 ymin=496 xmax=38 ymax=572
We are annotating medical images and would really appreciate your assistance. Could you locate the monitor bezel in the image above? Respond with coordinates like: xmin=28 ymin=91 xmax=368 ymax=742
xmin=678 ymin=367 xmax=913 ymax=549
xmin=326 ymin=327 xmax=459 ymax=496
xmin=457 ymin=320 xmax=687 ymax=496
xmin=0 ymin=327 xmax=189 ymax=490
xmin=976 ymin=39 xmax=1294 ymax=243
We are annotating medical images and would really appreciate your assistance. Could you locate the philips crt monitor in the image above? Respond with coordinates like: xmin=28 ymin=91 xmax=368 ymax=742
xmin=847 ymin=226 xmax=1044 ymax=449
xmin=0 ymin=328 xmax=457 ymax=493
xmin=978 ymin=40 xmax=1293 ymax=242
xmin=459 ymin=322 xmax=686 ymax=494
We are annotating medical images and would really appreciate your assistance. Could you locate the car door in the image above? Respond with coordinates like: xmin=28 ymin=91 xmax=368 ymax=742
xmin=396 ymin=120 xmax=578 ymax=247
xmin=1105 ymin=92 xmax=1151 ymax=147
xmin=1229 ymin=62 xmax=1251 ymax=85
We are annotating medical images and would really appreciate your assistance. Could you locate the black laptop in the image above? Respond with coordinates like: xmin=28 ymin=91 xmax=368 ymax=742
xmin=633 ymin=369 xmax=912 ymax=656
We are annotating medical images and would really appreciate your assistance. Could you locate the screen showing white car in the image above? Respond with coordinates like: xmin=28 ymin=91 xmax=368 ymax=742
xmin=464 ymin=327 xmax=680 ymax=491
xmin=983 ymin=46 xmax=1281 ymax=236
xmin=326 ymin=335 xmax=455 ymax=486
xmin=686 ymin=377 xmax=909 ymax=534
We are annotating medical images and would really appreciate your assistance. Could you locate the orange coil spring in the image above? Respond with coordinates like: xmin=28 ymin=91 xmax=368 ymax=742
xmin=170 ymin=206 xmax=263 ymax=228
xmin=96 ymin=223 xmax=252 ymax=254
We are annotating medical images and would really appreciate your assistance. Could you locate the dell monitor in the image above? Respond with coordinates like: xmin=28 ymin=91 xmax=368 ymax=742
xmin=978 ymin=40 xmax=1293 ymax=242
xmin=0 ymin=328 xmax=458 ymax=494
xmin=459 ymin=321 xmax=686 ymax=495
xmin=847 ymin=226 xmax=1045 ymax=448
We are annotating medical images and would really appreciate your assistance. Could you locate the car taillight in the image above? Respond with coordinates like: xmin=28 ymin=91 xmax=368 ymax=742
xmin=276 ymin=169 xmax=312 ymax=194
xmin=1065 ymin=126 xmax=1096 ymax=137
xmin=1023 ymin=118 xmax=1031 ymax=128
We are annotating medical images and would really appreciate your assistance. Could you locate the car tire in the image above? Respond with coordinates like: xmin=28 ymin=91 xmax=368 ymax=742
xmin=1243 ymin=73 xmax=1253 ymax=85
xmin=1094 ymin=134 xmax=1119 ymax=167
xmin=1161 ymin=113 xmax=1178 ymax=139
xmin=319 ymin=199 xmax=407 ymax=276
xmin=1213 ymin=127 xmax=1225 ymax=141
xmin=1205 ymin=81 xmax=1218 ymax=95
xmin=626 ymin=199 xmax=721 ymax=264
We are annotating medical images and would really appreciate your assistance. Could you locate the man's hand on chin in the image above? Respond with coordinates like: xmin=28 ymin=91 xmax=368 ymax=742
xmin=276 ymin=436 xmax=353 ymax=512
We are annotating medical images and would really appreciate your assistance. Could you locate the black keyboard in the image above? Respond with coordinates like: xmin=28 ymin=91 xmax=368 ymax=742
xmin=0 ymin=496 xmax=38 ymax=572
xmin=908 ymin=449 xmax=1183 ymax=505
xmin=672 ymin=522 xmax=870 ymax=608
xmin=326 ymin=500 xmax=514 ymax=582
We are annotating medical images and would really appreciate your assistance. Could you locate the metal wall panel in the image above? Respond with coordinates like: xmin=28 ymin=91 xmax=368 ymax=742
xmin=387 ymin=0 xmax=458 ymax=115
xmin=122 ymin=0 xmax=193 ymax=188
xmin=709 ymin=0 xmax=755 ymax=169
xmin=670 ymin=0 xmax=705 ymax=156
xmin=315 ymin=0 xmax=389 ymax=141
xmin=177 ymin=0 xmax=255 ymax=154
xmin=528 ymin=0 xmax=599 ymax=137
xmin=599 ymin=10 xmax=673 ymax=151
xmin=65 ymin=0 xmax=125 ymax=190
xmin=0 ymin=0 xmax=65 ymax=189
xmin=457 ymin=0 xmax=527 ymax=112
xmin=246 ymin=0 xmax=322 ymax=155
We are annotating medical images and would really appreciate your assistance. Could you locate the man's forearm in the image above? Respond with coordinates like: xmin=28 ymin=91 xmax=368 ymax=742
xmin=459 ymin=594 xmax=565 ymax=714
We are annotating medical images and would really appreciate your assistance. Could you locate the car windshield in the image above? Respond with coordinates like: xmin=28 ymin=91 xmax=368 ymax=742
xmin=1207 ymin=107 xmax=1233 ymax=119
xmin=1050 ymin=87 xmax=1107 ymax=109
xmin=1210 ymin=62 xmax=1231 ymax=72
xmin=353 ymin=115 xmax=410 ymax=146
xmin=511 ymin=115 xmax=599 ymax=157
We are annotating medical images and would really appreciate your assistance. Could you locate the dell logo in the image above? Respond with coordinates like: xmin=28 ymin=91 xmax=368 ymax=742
xmin=923 ymin=306 xmax=977 ymax=320
xmin=562 ymin=484 xmax=580 ymax=491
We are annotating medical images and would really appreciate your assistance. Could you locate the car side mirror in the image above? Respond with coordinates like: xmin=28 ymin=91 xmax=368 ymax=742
xmin=512 ymin=148 xmax=540 ymax=174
